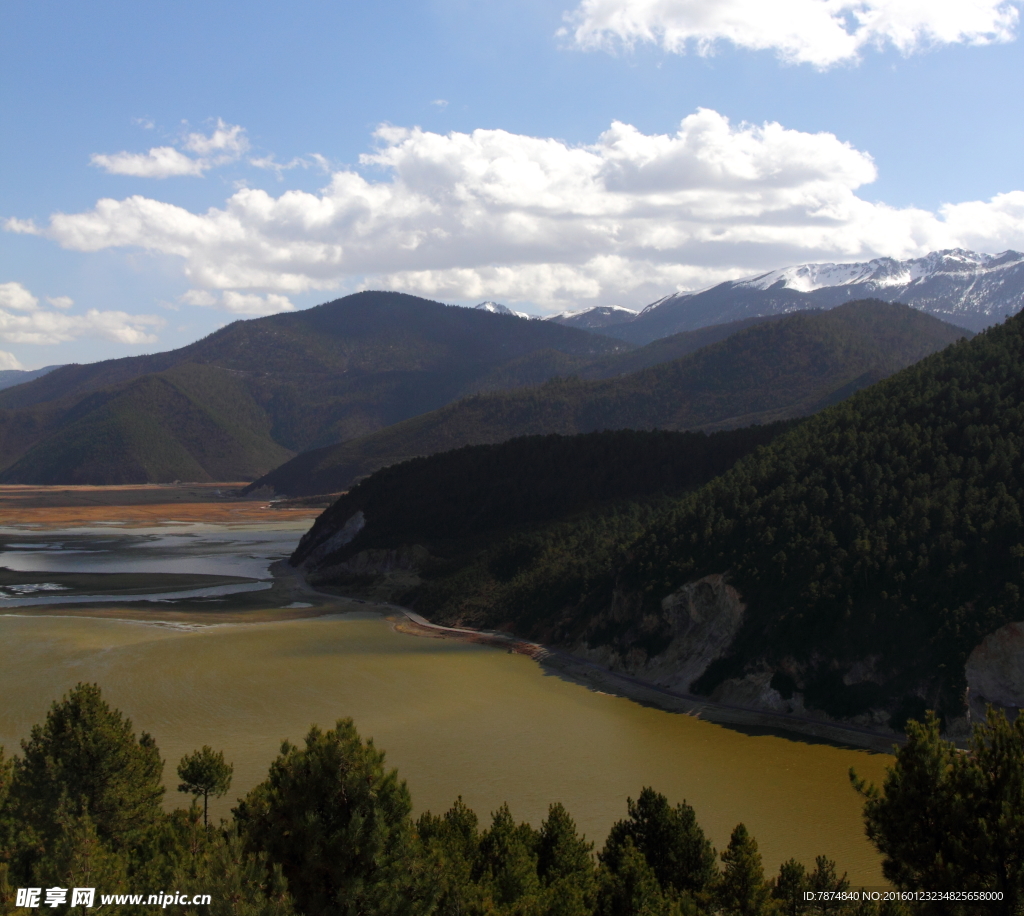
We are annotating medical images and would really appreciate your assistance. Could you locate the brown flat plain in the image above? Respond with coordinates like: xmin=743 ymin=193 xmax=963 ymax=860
xmin=0 ymin=483 xmax=323 ymax=528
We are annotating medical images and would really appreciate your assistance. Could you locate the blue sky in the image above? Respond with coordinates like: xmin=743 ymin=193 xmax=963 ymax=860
xmin=2 ymin=0 xmax=1022 ymax=368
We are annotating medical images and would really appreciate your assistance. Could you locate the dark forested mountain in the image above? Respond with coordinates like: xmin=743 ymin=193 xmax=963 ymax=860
xmin=252 ymin=300 xmax=969 ymax=496
xmin=291 ymin=423 xmax=799 ymax=573
xmin=0 ymin=364 xmax=62 ymax=392
xmin=0 ymin=292 xmax=626 ymax=484
xmin=297 ymin=307 xmax=1024 ymax=733
xmin=604 ymin=249 xmax=1024 ymax=344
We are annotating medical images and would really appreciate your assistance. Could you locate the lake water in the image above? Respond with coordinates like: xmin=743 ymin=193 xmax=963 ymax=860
xmin=0 ymin=527 xmax=892 ymax=884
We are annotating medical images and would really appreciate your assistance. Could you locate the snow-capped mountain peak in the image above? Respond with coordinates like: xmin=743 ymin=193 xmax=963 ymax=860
xmin=740 ymin=249 xmax=1024 ymax=294
xmin=473 ymin=301 xmax=533 ymax=319
xmin=547 ymin=305 xmax=639 ymax=330
xmin=598 ymin=248 xmax=1024 ymax=345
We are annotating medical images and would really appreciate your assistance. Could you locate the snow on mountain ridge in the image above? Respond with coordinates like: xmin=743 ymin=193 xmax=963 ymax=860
xmin=473 ymin=301 xmax=534 ymax=319
xmin=549 ymin=305 xmax=638 ymax=320
xmin=739 ymin=249 xmax=1023 ymax=294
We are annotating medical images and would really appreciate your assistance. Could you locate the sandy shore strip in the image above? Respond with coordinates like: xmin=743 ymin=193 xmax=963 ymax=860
xmin=385 ymin=605 xmax=902 ymax=753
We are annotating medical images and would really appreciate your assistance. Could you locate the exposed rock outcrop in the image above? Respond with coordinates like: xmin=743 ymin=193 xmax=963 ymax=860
xmin=966 ymin=621 xmax=1024 ymax=722
xmin=574 ymin=574 xmax=746 ymax=694
xmin=299 ymin=510 xmax=365 ymax=568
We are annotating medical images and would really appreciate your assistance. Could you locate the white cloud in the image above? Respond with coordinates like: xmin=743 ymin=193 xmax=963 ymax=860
xmin=220 ymin=292 xmax=295 ymax=314
xmin=90 ymin=119 xmax=249 ymax=178
xmin=431 ymin=99 xmax=449 ymax=108
xmin=46 ymin=295 xmax=74 ymax=309
xmin=0 ymin=350 xmax=24 ymax=371
xmin=4 ymin=218 xmax=40 ymax=235
xmin=179 ymin=289 xmax=295 ymax=314
xmin=0 ymin=282 xmax=164 ymax=345
xmin=182 ymin=120 xmax=248 ymax=157
xmin=179 ymin=289 xmax=219 ymax=307
xmin=17 ymin=111 xmax=1024 ymax=311
xmin=250 ymin=153 xmax=332 ymax=179
xmin=0 ymin=282 xmax=39 ymax=311
xmin=562 ymin=0 xmax=1021 ymax=67
xmin=0 ymin=309 xmax=165 ymax=346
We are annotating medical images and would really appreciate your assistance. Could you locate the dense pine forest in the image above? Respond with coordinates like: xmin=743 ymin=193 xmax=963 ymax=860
xmin=296 ymin=309 xmax=1024 ymax=729
xmin=292 ymin=423 xmax=800 ymax=573
xmin=3 ymin=686 xmax=1023 ymax=916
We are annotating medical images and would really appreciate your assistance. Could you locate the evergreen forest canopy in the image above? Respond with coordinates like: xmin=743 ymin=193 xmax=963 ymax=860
xmin=0 ymin=293 xmax=626 ymax=485
xmin=291 ymin=423 xmax=802 ymax=575
xmin=252 ymin=300 xmax=969 ymax=497
xmin=3 ymin=684 xmax=1024 ymax=916
xmin=295 ymin=308 xmax=1024 ymax=730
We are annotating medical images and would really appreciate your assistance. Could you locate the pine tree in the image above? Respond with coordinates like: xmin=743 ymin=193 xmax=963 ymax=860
xmin=717 ymin=824 xmax=772 ymax=916
xmin=854 ymin=707 xmax=1024 ymax=916
xmin=806 ymin=857 xmax=849 ymax=916
xmin=537 ymin=803 xmax=596 ymax=916
xmin=475 ymin=804 xmax=542 ymax=914
xmin=416 ymin=798 xmax=485 ymax=916
xmin=9 ymin=684 xmax=164 ymax=855
xmin=601 ymin=788 xmax=717 ymax=898
xmin=773 ymin=858 xmax=808 ymax=916
xmin=234 ymin=718 xmax=424 ymax=916
xmin=596 ymin=837 xmax=669 ymax=916
xmin=177 ymin=746 xmax=233 ymax=826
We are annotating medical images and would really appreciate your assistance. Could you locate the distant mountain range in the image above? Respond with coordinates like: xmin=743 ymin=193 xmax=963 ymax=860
xmin=0 ymin=292 xmax=624 ymax=485
xmin=0 ymin=248 xmax=1012 ymax=487
xmin=0 ymin=365 xmax=63 ymax=392
xmin=548 ymin=305 xmax=640 ymax=329
xmin=248 ymin=300 xmax=970 ymax=496
xmin=594 ymin=249 xmax=1024 ymax=344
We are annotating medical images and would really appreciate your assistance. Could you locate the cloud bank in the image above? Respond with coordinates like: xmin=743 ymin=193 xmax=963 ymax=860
xmin=13 ymin=111 xmax=1024 ymax=311
xmin=0 ymin=282 xmax=164 ymax=345
xmin=562 ymin=0 xmax=1021 ymax=67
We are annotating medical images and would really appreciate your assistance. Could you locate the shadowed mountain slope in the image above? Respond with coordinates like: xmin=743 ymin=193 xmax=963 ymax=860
xmin=251 ymin=300 xmax=970 ymax=496
xmin=291 ymin=423 xmax=799 ymax=573
xmin=0 ymin=292 xmax=626 ymax=484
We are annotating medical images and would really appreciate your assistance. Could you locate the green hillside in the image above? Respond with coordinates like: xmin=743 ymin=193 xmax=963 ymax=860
xmin=295 ymin=308 xmax=1024 ymax=730
xmin=0 ymin=292 xmax=625 ymax=484
xmin=0 ymin=364 xmax=293 ymax=484
xmin=256 ymin=300 xmax=969 ymax=496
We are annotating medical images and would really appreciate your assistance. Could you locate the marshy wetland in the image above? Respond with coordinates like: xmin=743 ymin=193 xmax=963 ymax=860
xmin=0 ymin=484 xmax=892 ymax=885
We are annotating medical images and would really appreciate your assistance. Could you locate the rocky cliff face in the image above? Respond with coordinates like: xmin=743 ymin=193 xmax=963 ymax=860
xmin=573 ymin=574 xmax=747 ymax=694
xmin=966 ymin=621 xmax=1024 ymax=722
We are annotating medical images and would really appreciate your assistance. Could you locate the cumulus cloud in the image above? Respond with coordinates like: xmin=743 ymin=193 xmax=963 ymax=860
xmin=0 ymin=350 xmax=24 ymax=371
xmin=0 ymin=282 xmax=39 ymax=311
xmin=16 ymin=111 xmax=1024 ymax=311
xmin=0 ymin=282 xmax=164 ymax=345
xmin=562 ymin=0 xmax=1021 ymax=67
xmin=90 ymin=119 xmax=249 ymax=178
xmin=46 ymin=295 xmax=74 ymax=309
